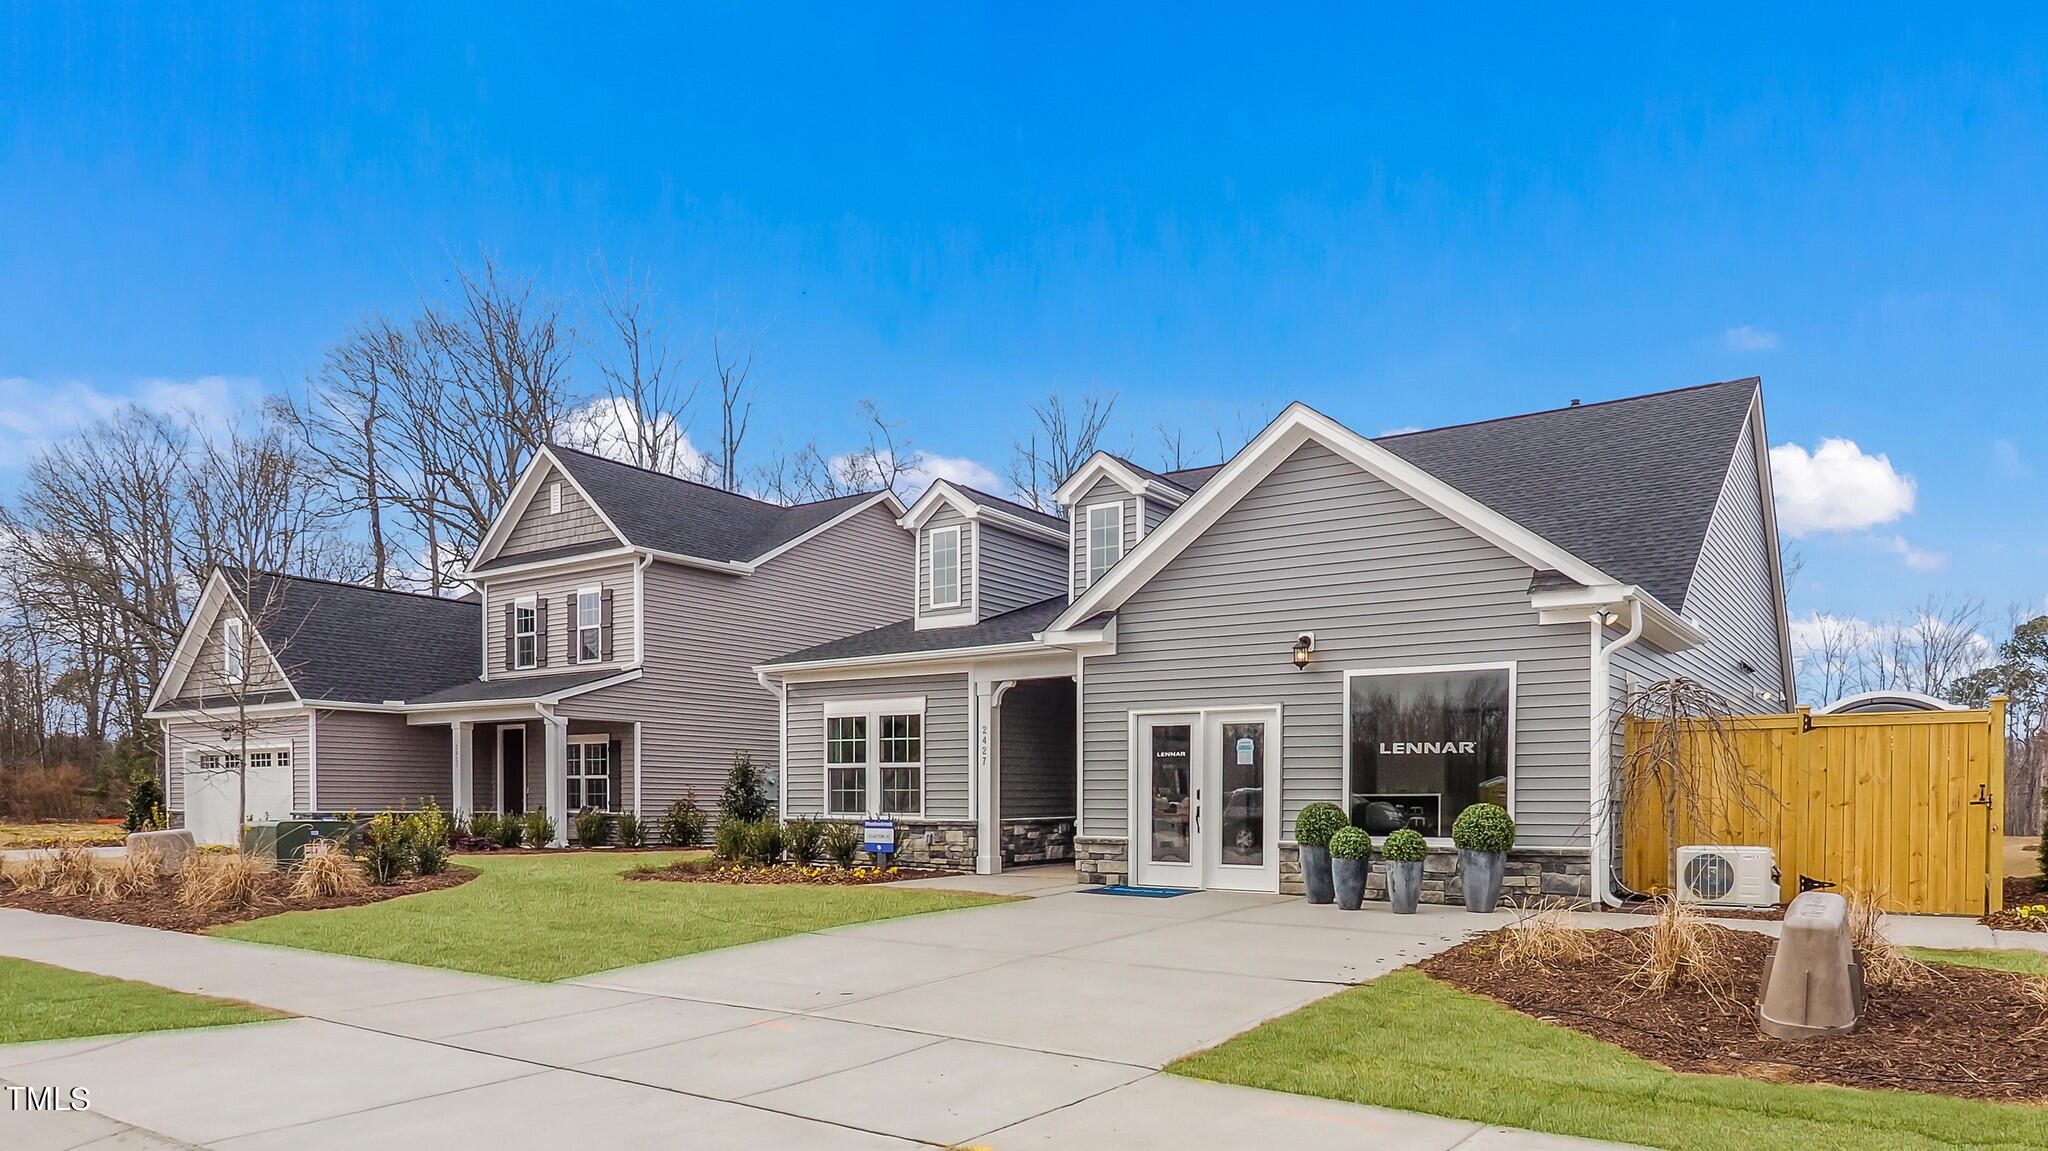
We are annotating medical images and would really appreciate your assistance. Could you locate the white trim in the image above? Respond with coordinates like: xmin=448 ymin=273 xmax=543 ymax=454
xmin=306 ymin=709 xmax=320 ymax=812
xmin=549 ymin=481 xmax=563 ymax=515
xmin=1741 ymin=390 xmax=1799 ymax=704
xmin=819 ymin=696 xmax=928 ymax=819
xmin=1083 ymin=502 xmax=1125 ymax=588
xmin=221 ymin=616 xmax=246 ymax=683
xmin=633 ymin=553 xmax=650 ymax=667
xmin=1073 ymin=652 xmax=1087 ymax=838
xmin=1052 ymin=452 xmax=1192 ymax=507
xmin=762 ymin=640 xmax=1056 ymax=678
xmin=1126 ymin=703 xmax=1284 ymax=891
xmin=1051 ymin=403 xmax=1660 ymax=633
xmin=898 ymin=482 xmax=1065 ymax=546
xmin=927 ymin=524 xmax=964 ymax=610
xmin=753 ymin=490 xmax=909 ymax=567
xmin=565 ymin=732 xmax=613 ymax=814
xmin=573 ymin=584 xmax=603 ymax=664
xmin=399 ymin=668 xmax=645 ymax=720
xmin=145 ymin=700 xmax=309 ymax=722
xmin=150 ymin=572 xmax=303 ymax=711
xmin=465 ymin=545 xmax=639 ymax=582
xmin=631 ymin=720 xmax=644 ymax=818
xmin=512 ymin=595 xmax=539 ymax=670
xmin=1339 ymin=661 xmax=1517 ymax=847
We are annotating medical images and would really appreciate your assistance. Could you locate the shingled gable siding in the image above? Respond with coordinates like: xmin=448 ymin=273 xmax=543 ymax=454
xmin=497 ymin=462 xmax=621 ymax=559
xmin=1610 ymin=417 xmax=1788 ymax=711
xmin=1068 ymin=475 xmax=1140 ymax=596
xmin=916 ymin=505 xmax=975 ymax=617
xmin=163 ymin=715 xmax=311 ymax=811
xmin=562 ymin=501 xmax=915 ymax=816
xmin=1079 ymin=440 xmax=1593 ymax=848
xmin=977 ymin=522 xmax=1066 ymax=619
xmin=172 ymin=598 xmax=292 ymax=701
xmin=310 ymin=709 xmax=454 ymax=811
xmin=783 ymin=672 xmax=971 ymax=819
xmin=481 ymin=559 xmax=637 ymax=679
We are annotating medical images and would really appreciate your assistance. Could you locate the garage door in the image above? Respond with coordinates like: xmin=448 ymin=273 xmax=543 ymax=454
xmin=183 ymin=748 xmax=294 ymax=847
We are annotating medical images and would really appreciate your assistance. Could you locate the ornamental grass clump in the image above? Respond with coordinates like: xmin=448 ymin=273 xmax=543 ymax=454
xmin=1496 ymin=900 xmax=1594 ymax=969
xmin=785 ymin=817 xmax=824 ymax=864
xmin=1294 ymin=802 xmax=1348 ymax=848
xmin=1846 ymin=888 xmax=1927 ymax=989
xmin=1627 ymin=897 xmax=1734 ymax=1001
xmin=290 ymin=848 xmax=367 ymax=899
xmin=2 ymin=853 xmax=54 ymax=892
xmin=88 ymin=845 xmax=163 ymax=902
xmin=178 ymin=851 xmax=267 ymax=911
xmin=520 ymin=810 xmax=555 ymax=850
xmin=1328 ymin=827 xmax=1373 ymax=859
xmin=1380 ymin=828 xmax=1428 ymax=862
xmin=822 ymin=821 xmax=862 ymax=868
xmin=45 ymin=845 xmax=100 ymax=898
xmin=1450 ymin=803 xmax=1516 ymax=853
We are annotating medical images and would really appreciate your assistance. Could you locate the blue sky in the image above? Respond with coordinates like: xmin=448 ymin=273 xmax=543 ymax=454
xmin=3 ymin=4 xmax=2045 ymax=629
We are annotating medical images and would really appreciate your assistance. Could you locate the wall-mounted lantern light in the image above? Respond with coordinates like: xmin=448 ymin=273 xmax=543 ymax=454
xmin=1291 ymin=632 xmax=1315 ymax=670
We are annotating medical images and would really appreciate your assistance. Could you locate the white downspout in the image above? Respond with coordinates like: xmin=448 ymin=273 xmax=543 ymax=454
xmin=1589 ymin=600 xmax=1644 ymax=908
xmin=756 ymin=669 xmax=787 ymax=822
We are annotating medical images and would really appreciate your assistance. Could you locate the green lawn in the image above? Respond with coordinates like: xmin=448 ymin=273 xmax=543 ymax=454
xmin=0 ymin=956 xmax=284 ymax=1045
xmin=213 ymin=852 xmax=1012 ymax=981
xmin=1168 ymin=969 xmax=2048 ymax=1151
xmin=1909 ymin=947 xmax=2048 ymax=975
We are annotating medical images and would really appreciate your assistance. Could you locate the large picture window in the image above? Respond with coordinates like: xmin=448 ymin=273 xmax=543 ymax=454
xmin=1346 ymin=665 xmax=1511 ymax=839
xmin=822 ymin=699 xmax=926 ymax=817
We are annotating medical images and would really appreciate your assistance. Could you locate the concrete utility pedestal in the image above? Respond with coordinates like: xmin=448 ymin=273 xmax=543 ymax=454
xmin=1758 ymin=890 xmax=1866 ymax=1039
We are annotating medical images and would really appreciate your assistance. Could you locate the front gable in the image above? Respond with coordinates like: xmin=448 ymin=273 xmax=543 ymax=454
xmin=492 ymin=459 xmax=626 ymax=562
xmin=152 ymin=575 xmax=298 ymax=708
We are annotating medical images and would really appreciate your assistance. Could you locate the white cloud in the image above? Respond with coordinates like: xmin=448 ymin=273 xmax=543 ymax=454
xmin=1993 ymin=438 xmax=2028 ymax=479
xmin=1881 ymin=534 xmax=1946 ymax=571
xmin=832 ymin=448 xmax=1003 ymax=499
xmin=1769 ymin=438 xmax=1916 ymax=537
xmin=1723 ymin=325 xmax=1780 ymax=352
xmin=0 ymin=375 xmax=259 ymax=468
xmin=1377 ymin=426 xmax=1423 ymax=437
xmin=559 ymin=396 xmax=710 ymax=479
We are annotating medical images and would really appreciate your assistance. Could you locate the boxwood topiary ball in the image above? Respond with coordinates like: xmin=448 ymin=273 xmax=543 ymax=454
xmin=1294 ymin=802 xmax=1349 ymax=848
xmin=1328 ymin=826 xmax=1373 ymax=859
xmin=1450 ymin=802 xmax=1515 ymax=853
xmin=1381 ymin=827 xmax=1429 ymax=862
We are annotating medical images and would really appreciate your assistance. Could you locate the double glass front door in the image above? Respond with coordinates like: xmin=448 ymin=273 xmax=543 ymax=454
xmin=1137 ymin=710 xmax=1278 ymax=891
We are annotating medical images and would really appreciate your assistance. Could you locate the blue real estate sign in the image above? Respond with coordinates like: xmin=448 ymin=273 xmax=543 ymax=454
xmin=862 ymin=819 xmax=895 ymax=856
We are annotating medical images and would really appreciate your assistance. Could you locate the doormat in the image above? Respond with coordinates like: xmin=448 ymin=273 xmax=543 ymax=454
xmin=1088 ymin=885 xmax=1196 ymax=898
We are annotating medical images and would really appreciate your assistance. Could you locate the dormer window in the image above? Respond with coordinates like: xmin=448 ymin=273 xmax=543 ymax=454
xmin=1086 ymin=503 xmax=1124 ymax=585
xmin=549 ymin=482 xmax=563 ymax=515
xmin=221 ymin=617 xmax=245 ymax=683
xmin=928 ymin=526 xmax=962 ymax=610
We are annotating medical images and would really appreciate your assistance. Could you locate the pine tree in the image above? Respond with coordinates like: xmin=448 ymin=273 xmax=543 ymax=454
xmin=124 ymin=766 xmax=165 ymax=833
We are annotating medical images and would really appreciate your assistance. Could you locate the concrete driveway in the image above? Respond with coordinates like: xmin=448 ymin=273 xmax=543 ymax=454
xmin=0 ymin=881 xmax=1621 ymax=1151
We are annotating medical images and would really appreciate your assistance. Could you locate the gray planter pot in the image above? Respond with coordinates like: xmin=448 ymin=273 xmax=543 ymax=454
xmin=1332 ymin=856 xmax=1367 ymax=910
xmin=1387 ymin=859 xmax=1423 ymax=913
xmin=1300 ymin=843 xmax=1335 ymax=904
xmin=1461 ymin=849 xmax=1505 ymax=912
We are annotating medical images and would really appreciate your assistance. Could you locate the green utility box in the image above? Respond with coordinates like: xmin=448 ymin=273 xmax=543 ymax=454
xmin=241 ymin=819 xmax=354 ymax=865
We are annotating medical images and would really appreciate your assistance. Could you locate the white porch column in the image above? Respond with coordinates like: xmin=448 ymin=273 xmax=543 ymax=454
xmin=450 ymin=720 xmax=474 ymax=820
xmin=542 ymin=712 xmax=569 ymax=847
xmin=972 ymin=679 xmax=1012 ymax=876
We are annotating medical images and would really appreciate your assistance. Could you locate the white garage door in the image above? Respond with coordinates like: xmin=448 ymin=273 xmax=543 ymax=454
xmin=183 ymin=748 xmax=294 ymax=847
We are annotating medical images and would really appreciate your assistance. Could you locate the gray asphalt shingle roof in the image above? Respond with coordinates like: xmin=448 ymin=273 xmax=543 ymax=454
xmin=407 ymin=668 xmax=625 ymax=705
xmin=546 ymin=445 xmax=877 ymax=564
xmin=949 ymin=484 xmax=1068 ymax=531
xmin=764 ymin=596 xmax=1071 ymax=666
xmin=221 ymin=570 xmax=480 ymax=704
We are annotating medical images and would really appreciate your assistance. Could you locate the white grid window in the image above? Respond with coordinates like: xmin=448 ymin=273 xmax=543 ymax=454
xmin=197 ymin=748 xmax=290 ymax=773
xmin=513 ymin=600 xmax=537 ymax=669
xmin=576 ymin=588 xmax=602 ymax=663
xmin=878 ymin=713 xmax=922 ymax=815
xmin=567 ymin=739 xmax=611 ymax=811
xmin=1086 ymin=504 xmax=1123 ymax=585
xmin=928 ymin=526 xmax=961 ymax=610
xmin=826 ymin=716 xmax=867 ymax=815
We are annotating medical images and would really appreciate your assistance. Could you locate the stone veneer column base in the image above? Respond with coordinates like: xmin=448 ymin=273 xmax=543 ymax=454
xmin=816 ymin=818 xmax=978 ymax=871
xmin=1000 ymin=818 xmax=1075 ymax=866
xmin=1073 ymin=837 xmax=1128 ymax=885
xmin=1363 ymin=846 xmax=1592 ymax=907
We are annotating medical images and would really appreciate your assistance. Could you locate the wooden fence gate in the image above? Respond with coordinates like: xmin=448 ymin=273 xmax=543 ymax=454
xmin=1622 ymin=701 xmax=2005 ymax=916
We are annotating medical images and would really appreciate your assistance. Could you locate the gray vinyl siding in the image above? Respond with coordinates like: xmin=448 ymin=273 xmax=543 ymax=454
xmin=170 ymin=598 xmax=292 ymax=701
xmin=481 ymin=559 xmax=638 ymax=679
xmin=499 ymin=462 xmax=621 ymax=558
xmin=163 ymin=714 xmax=312 ymax=811
xmin=916 ymin=508 xmax=975 ymax=617
xmin=978 ymin=523 xmax=1066 ymax=618
xmin=784 ymin=672 xmax=972 ymax=819
xmin=1068 ymin=477 xmax=1140 ymax=596
xmin=999 ymin=677 xmax=1077 ymax=819
xmin=564 ymin=501 xmax=915 ymax=816
xmin=1142 ymin=496 xmax=1173 ymax=537
xmin=310 ymin=709 xmax=452 ymax=812
xmin=1080 ymin=440 xmax=1594 ymax=848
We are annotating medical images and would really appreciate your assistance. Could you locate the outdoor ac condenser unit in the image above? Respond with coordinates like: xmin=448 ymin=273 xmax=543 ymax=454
xmin=1674 ymin=845 xmax=1777 ymax=909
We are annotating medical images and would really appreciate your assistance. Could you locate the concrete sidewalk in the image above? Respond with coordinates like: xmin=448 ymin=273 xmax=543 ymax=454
xmin=0 ymin=894 xmax=1634 ymax=1150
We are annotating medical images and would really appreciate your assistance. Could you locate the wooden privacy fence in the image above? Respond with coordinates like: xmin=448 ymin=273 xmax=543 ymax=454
xmin=1622 ymin=700 xmax=2005 ymax=916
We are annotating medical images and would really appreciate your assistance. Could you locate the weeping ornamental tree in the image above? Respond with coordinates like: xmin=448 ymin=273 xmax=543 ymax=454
xmin=1611 ymin=677 xmax=1775 ymax=894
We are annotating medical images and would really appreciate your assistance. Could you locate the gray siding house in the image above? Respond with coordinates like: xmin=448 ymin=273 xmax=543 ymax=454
xmin=760 ymin=380 xmax=1792 ymax=902
xmin=149 ymin=445 xmax=912 ymax=844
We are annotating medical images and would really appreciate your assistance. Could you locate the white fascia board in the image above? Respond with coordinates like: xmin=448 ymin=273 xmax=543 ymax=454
xmin=397 ymin=669 xmax=644 ymax=722
xmin=1744 ymin=392 xmax=1799 ymax=704
xmin=1050 ymin=402 xmax=1622 ymax=633
xmin=458 ymin=544 xmax=640 ymax=582
xmin=757 ymin=639 xmax=1051 ymax=678
xmin=899 ymin=483 xmax=1065 ymax=546
xmin=1530 ymin=583 xmax=1706 ymax=651
xmin=149 ymin=570 xmax=230 ymax=711
xmin=1051 ymin=452 xmax=1191 ymax=508
xmin=754 ymin=490 xmax=907 ymax=568
xmin=470 ymin=446 xmax=633 ymax=569
xmin=1038 ymin=615 xmax=1116 ymax=649
xmin=144 ymin=700 xmax=310 ymax=722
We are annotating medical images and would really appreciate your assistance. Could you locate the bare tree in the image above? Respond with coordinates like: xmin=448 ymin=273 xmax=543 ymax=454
xmin=1156 ymin=424 xmax=1195 ymax=471
xmin=753 ymin=400 xmax=911 ymax=503
xmin=270 ymin=316 xmax=409 ymax=586
xmin=1007 ymin=391 xmax=1118 ymax=511
xmin=706 ymin=329 xmax=756 ymax=491
xmin=567 ymin=267 xmax=701 ymax=475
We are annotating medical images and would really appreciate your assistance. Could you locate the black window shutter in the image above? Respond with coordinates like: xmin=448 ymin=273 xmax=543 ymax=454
xmin=565 ymin=593 xmax=576 ymax=660
xmin=536 ymin=598 xmax=550 ymax=667
xmin=609 ymin=737 xmax=623 ymax=811
xmin=601 ymin=587 xmax=616 ymax=660
xmin=502 ymin=604 xmax=514 ymax=671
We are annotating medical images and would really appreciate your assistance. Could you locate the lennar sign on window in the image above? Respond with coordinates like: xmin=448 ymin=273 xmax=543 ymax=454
xmin=1348 ymin=667 xmax=1510 ymax=838
xmin=1377 ymin=741 xmax=1479 ymax=755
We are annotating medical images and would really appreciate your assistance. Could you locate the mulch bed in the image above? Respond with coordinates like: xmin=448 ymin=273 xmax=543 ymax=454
xmin=1422 ymin=925 xmax=2048 ymax=1102
xmin=0 ymin=868 xmax=476 ymax=933
xmin=626 ymin=860 xmax=951 ymax=886
xmin=453 ymin=844 xmax=702 ymax=855
xmin=1609 ymin=900 xmax=1783 ymax=921
xmin=1989 ymin=876 xmax=2048 ymax=931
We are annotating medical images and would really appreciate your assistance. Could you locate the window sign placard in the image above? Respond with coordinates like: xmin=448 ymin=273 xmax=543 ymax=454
xmin=1348 ymin=667 xmax=1509 ymax=838
xmin=1235 ymin=736 xmax=1255 ymax=765
xmin=862 ymin=819 xmax=896 ymax=855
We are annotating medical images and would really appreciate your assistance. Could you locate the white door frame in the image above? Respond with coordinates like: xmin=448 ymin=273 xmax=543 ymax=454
xmin=1129 ymin=704 xmax=1283 ymax=891
xmin=495 ymin=724 xmax=528 ymax=813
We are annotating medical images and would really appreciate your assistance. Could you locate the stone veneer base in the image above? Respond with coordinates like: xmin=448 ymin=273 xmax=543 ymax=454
xmin=1000 ymin=817 xmax=1075 ymax=866
xmin=1279 ymin=843 xmax=1592 ymax=906
xmin=1073 ymin=836 xmax=1129 ymax=885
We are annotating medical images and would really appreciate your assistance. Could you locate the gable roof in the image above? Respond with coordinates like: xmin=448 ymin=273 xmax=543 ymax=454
xmin=213 ymin=570 xmax=480 ymax=705
xmin=951 ymin=484 xmax=1068 ymax=532
xmin=899 ymin=478 xmax=1069 ymax=544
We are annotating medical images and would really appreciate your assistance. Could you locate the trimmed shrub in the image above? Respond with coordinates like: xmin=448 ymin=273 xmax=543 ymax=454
xmin=493 ymin=812 xmax=525 ymax=849
xmin=469 ymin=811 xmax=501 ymax=844
xmin=1450 ymin=803 xmax=1515 ymax=853
xmin=1294 ymin=802 xmax=1348 ymax=848
xmin=616 ymin=812 xmax=646 ymax=848
xmin=1328 ymin=827 xmax=1373 ymax=860
xmin=408 ymin=799 xmax=452 ymax=875
xmin=748 ymin=820 xmax=786 ymax=866
xmin=1381 ymin=827 xmax=1428 ymax=862
xmin=785 ymin=818 xmax=824 ymax=864
xmin=662 ymin=792 xmax=706 ymax=847
xmin=124 ymin=768 xmax=165 ymax=833
xmin=574 ymin=808 xmax=608 ymax=847
xmin=821 ymin=821 xmax=861 ymax=868
xmin=720 ymin=752 xmax=772 ymax=824
xmin=362 ymin=811 xmax=414 ymax=885
xmin=520 ymin=809 xmax=555 ymax=850
xmin=713 ymin=818 xmax=751 ymax=862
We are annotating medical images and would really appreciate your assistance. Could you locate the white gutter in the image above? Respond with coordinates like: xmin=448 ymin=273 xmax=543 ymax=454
xmin=1589 ymin=598 xmax=1644 ymax=908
